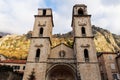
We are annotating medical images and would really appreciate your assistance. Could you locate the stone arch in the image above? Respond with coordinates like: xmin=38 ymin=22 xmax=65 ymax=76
xmin=78 ymin=8 xmax=84 ymax=15
xmin=46 ymin=64 xmax=76 ymax=80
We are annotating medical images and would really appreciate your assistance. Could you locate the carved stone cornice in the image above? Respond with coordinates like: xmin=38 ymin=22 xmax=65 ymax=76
xmin=38 ymin=21 xmax=46 ymax=27
xmin=81 ymin=44 xmax=90 ymax=48
xmin=34 ymin=44 xmax=43 ymax=47
xmin=78 ymin=21 xmax=86 ymax=26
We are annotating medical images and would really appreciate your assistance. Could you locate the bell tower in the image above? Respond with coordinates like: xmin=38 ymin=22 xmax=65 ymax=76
xmin=23 ymin=8 xmax=53 ymax=80
xmin=72 ymin=4 xmax=101 ymax=80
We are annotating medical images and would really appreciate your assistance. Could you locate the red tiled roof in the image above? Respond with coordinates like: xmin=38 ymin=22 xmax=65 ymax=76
xmin=0 ymin=60 xmax=26 ymax=64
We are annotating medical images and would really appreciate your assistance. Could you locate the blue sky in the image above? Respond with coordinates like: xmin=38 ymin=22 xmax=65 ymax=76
xmin=0 ymin=0 xmax=120 ymax=35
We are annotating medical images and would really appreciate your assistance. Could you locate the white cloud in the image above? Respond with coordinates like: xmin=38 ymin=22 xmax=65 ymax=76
xmin=53 ymin=11 xmax=72 ymax=34
xmin=92 ymin=4 xmax=120 ymax=34
xmin=0 ymin=0 xmax=45 ymax=34
xmin=101 ymin=0 xmax=120 ymax=6
xmin=0 ymin=0 xmax=120 ymax=35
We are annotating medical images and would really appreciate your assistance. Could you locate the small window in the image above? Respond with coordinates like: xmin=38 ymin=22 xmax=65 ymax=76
xmin=109 ymin=55 xmax=112 ymax=60
xmin=112 ymin=73 xmax=119 ymax=80
xmin=111 ymin=63 xmax=115 ymax=69
xmin=59 ymin=51 xmax=65 ymax=57
xmin=13 ymin=66 xmax=20 ymax=70
xmin=36 ymin=49 xmax=40 ymax=57
xmin=43 ymin=9 xmax=46 ymax=16
xmin=84 ymin=49 xmax=89 ymax=62
xmin=17 ymin=66 xmax=20 ymax=70
xmin=39 ymin=28 xmax=43 ymax=36
xmin=81 ymin=27 xmax=86 ymax=36
xmin=78 ymin=8 xmax=84 ymax=15
xmin=23 ymin=66 xmax=25 ymax=70
xmin=35 ymin=48 xmax=40 ymax=62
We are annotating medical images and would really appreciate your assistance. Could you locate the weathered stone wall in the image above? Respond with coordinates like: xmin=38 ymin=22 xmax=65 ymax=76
xmin=32 ymin=17 xmax=53 ymax=38
xmin=78 ymin=64 xmax=101 ymax=80
xmin=75 ymin=38 xmax=98 ymax=62
xmin=72 ymin=17 xmax=93 ymax=37
xmin=27 ymin=39 xmax=50 ymax=62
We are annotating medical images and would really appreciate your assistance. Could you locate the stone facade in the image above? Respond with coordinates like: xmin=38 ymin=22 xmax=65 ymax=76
xmin=23 ymin=4 xmax=101 ymax=80
xmin=116 ymin=52 xmax=120 ymax=74
xmin=98 ymin=52 xmax=120 ymax=80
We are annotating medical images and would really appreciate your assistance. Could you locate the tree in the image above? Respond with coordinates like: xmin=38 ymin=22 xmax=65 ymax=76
xmin=28 ymin=69 xmax=36 ymax=80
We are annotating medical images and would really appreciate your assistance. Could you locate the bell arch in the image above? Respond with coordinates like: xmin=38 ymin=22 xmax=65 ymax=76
xmin=78 ymin=8 xmax=84 ymax=15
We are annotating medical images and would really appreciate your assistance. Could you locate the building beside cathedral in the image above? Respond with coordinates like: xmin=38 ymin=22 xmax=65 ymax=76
xmin=116 ymin=51 xmax=120 ymax=74
xmin=98 ymin=52 xmax=120 ymax=80
xmin=22 ymin=4 xmax=101 ymax=80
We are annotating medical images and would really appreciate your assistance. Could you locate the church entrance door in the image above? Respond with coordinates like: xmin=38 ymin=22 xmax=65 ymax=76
xmin=46 ymin=65 xmax=76 ymax=80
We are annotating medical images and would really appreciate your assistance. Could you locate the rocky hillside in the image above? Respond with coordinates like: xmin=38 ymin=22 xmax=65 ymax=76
xmin=0 ymin=26 xmax=120 ymax=59
xmin=92 ymin=26 xmax=120 ymax=52
xmin=0 ymin=34 xmax=30 ymax=59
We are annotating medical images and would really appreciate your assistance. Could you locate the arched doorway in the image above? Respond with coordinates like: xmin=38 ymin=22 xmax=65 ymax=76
xmin=46 ymin=64 xmax=76 ymax=80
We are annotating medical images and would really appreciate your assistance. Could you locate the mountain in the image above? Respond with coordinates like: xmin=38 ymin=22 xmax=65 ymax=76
xmin=0 ymin=26 xmax=120 ymax=59
xmin=0 ymin=32 xmax=11 ymax=38
xmin=92 ymin=25 xmax=120 ymax=52
xmin=0 ymin=34 xmax=30 ymax=59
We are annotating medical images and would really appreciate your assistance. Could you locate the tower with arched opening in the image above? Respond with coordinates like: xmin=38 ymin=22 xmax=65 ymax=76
xmin=72 ymin=4 xmax=101 ymax=80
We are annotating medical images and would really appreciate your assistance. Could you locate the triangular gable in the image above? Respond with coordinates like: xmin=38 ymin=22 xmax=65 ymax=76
xmin=50 ymin=43 xmax=74 ymax=58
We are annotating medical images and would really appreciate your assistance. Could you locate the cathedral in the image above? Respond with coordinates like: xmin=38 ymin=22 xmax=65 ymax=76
xmin=23 ymin=4 xmax=101 ymax=80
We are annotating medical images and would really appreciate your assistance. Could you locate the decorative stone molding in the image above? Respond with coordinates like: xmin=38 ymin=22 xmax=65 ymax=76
xmin=78 ymin=18 xmax=87 ymax=26
xmin=81 ymin=44 xmax=90 ymax=48
xmin=78 ymin=21 xmax=86 ymax=26
xmin=38 ymin=21 xmax=46 ymax=27
xmin=34 ymin=44 xmax=43 ymax=47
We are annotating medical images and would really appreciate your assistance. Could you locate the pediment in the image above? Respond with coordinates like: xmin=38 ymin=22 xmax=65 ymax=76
xmin=49 ymin=43 xmax=74 ymax=58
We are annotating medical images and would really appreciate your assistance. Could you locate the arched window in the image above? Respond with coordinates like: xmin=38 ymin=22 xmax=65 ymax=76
xmin=39 ymin=28 xmax=43 ymax=36
xmin=35 ymin=48 xmax=40 ymax=62
xmin=81 ymin=27 xmax=86 ymax=36
xmin=84 ymin=49 xmax=89 ymax=62
xmin=78 ymin=8 xmax=84 ymax=15
xmin=36 ymin=49 xmax=40 ymax=57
